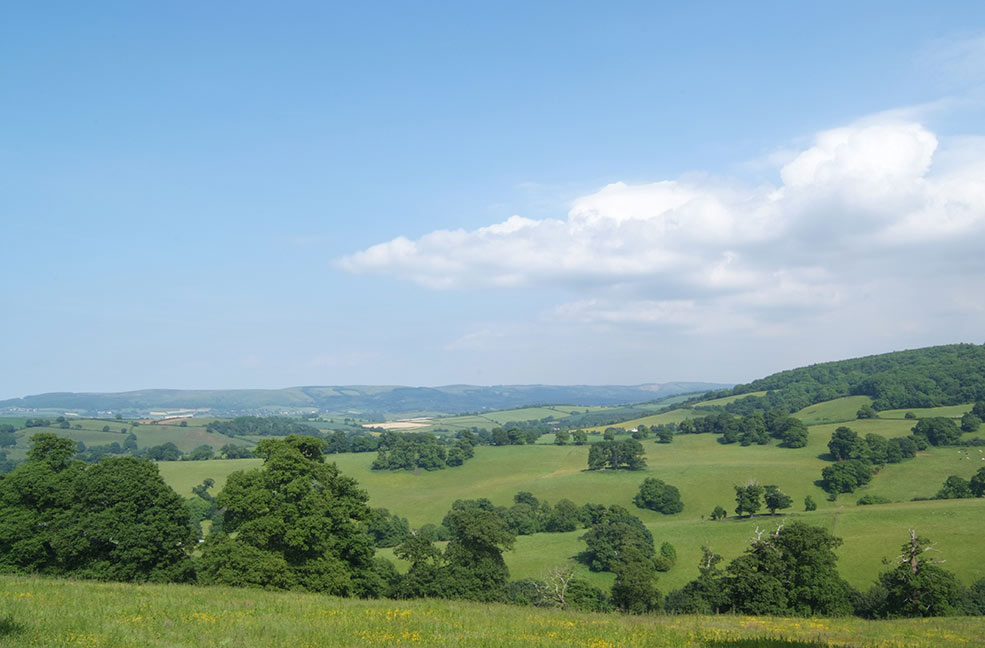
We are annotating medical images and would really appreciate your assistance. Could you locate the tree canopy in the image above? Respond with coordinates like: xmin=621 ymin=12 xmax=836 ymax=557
xmin=198 ymin=435 xmax=382 ymax=596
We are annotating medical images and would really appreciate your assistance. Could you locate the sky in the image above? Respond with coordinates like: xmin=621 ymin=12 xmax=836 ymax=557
xmin=2 ymin=2 xmax=985 ymax=399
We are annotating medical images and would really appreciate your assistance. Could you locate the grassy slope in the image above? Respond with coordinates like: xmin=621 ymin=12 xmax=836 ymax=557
xmin=794 ymin=396 xmax=872 ymax=425
xmin=2 ymin=575 xmax=983 ymax=648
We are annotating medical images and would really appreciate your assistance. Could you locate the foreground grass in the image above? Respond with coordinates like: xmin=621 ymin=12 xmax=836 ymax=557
xmin=1 ymin=575 xmax=983 ymax=647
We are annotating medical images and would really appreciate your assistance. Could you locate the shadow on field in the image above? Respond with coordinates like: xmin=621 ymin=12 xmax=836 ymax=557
xmin=705 ymin=638 xmax=831 ymax=648
xmin=0 ymin=615 xmax=25 ymax=637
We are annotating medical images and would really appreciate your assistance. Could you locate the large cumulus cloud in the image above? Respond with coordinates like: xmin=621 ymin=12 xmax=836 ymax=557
xmin=337 ymin=119 xmax=985 ymax=333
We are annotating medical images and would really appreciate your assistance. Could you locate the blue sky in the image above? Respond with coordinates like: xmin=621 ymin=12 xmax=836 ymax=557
xmin=2 ymin=2 xmax=985 ymax=398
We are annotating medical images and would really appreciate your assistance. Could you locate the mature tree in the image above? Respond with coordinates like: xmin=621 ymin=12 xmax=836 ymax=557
xmin=544 ymin=498 xmax=580 ymax=532
xmin=777 ymin=418 xmax=809 ymax=448
xmin=804 ymin=495 xmax=817 ymax=511
xmin=553 ymin=429 xmax=570 ymax=445
xmin=971 ymin=467 xmax=985 ymax=498
xmin=655 ymin=426 xmax=674 ymax=444
xmin=960 ymin=412 xmax=981 ymax=434
xmin=186 ymin=445 xmax=214 ymax=461
xmin=367 ymin=507 xmax=411 ymax=547
xmin=441 ymin=500 xmax=516 ymax=602
xmin=610 ymin=545 xmax=662 ymax=613
xmin=874 ymin=530 xmax=965 ymax=617
xmin=0 ymin=434 xmax=194 ymax=582
xmin=856 ymin=403 xmax=877 ymax=419
xmin=578 ymin=505 xmax=655 ymax=572
xmin=821 ymin=459 xmax=873 ymax=498
xmin=710 ymin=505 xmax=727 ymax=520
xmin=973 ymin=401 xmax=985 ymax=420
xmin=587 ymin=439 xmax=646 ymax=471
xmin=665 ymin=546 xmax=726 ymax=614
xmin=935 ymin=475 xmax=973 ymax=499
xmin=734 ymin=483 xmax=764 ymax=518
xmin=572 ymin=430 xmax=588 ymax=445
xmin=828 ymin=427 xmax=861 ymax=461
xmin=912 ymin=417 xmax=962 ymax=446
xmin=763 ymin=485 xmax=792 ymax=515
xmin=393 ymin=531 xmax=446 ymax=599
xmin=634 ymin=477 xmax=683 ymax=514
xmin=724 ymin=522 xmax=853 ymax=616
xmin=198 ymin=435 xmax=382 ymax=596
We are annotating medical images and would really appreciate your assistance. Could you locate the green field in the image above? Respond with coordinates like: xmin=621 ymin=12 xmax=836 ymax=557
xmin=153 ymin=418 xmax=985 ymax=594
xmin=794 ymin=396 xmax=872 ymax=425
xmin=878 ymin=404 xmax=974 ymax=419
xmin=2 ymin=575 xmax=982 ymax=647
xmin=689 ymin=391 xmax=768 ymax=408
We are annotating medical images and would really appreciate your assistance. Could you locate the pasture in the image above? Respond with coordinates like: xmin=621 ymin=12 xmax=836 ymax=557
xmin=157 ymin=420 xmax=985 ymax=593
xmin=2 ymin=574 xmax=983 ymax=647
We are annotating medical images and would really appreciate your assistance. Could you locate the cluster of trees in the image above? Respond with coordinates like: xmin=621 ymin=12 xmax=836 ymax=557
xmin=371 ymin=431 xmax=475 ymax=471
xmin=723 ymin=483 xmax=793 ymax=517
xmin=666 ymin=523 xmax=985 ymax=618
xmin=587 ymin=439 xmax=646 ymax=470
xmin=324 ymin=430 xmax=381 ymax=454
xmin=933 ymin=467 xmax=985 ymax=500
xmin=553 ymin=429 xmax=587 ymax=445
xmin=423 ymin=493 xmax=634 ymax=540
xmin=820 ymin=419 xmax=971 ymax=499
xmin=634 ymin=478 xmax=683 ymax=514
xmin=677 ymin=411 xmax=808 ymax=448
xmin=695 ymin=344 xmax=985 ymax=416
xmin=576 ymin=504 xmax=676 ymax=613
xmin=205 ymin=416 xmax=321 ymax=438
xmin=0 ymin=434 xmax=195 ymax=582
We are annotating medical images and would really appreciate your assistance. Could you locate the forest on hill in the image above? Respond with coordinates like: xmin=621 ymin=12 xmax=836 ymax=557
xmin=694 ymin=343 xmax=985 ymax=415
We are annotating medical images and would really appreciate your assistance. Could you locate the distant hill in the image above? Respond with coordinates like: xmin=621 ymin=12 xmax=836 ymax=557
xmin=693 ymin=342 xmax=985 ymax=414
xmin=0 ymin=382 xmax=731 ymax=417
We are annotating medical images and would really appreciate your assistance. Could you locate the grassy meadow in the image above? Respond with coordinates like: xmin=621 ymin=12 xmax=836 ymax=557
xmin=2 ymin=574 xmax=983 ymax=648
xmin=153 ymin=417 xmax=985 ymax=594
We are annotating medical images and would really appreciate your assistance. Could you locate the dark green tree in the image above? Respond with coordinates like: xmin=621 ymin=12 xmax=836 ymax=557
xmin=664 ymin=546 xmax=727 ymax=614
xmin=935 ymin=475 xmax=972 ymax=499
xmin=441 ymin=500 xmax=516 ymax=602
xmin=553 ymin=429 xmax=570 ymax=445
xmin=710 ymin=505 xmax=727 ymax=520
xmin=763 ymin=485 xmax=792 ymax=515
xmin=828 ymin=426 xmax=861 ymax=461
xmin=960 ymin=412 xmax=981 ymax=433
xmin=633 ymin=477 xmax=683 ymax=514
xmin=875 ymin=531 xmax=965 ymax=617
xmin=911 ymin=417 xmax=962 ymax=446
xmin=198 ymin=435 xmax=381 ymax=596
xmin=610 ymin=545 xmax=662 ymax=614
xmin=857 ymin=403 xmax=877 ymax=419
xmin=734 ymin=483 xmax=764 ymax=518
xmin=0 ymin=434 xmax=194 ymax=582
xmin=970 ymin=467 xmax=985 ymax=497
xmin=724 ymin=522 xmax=853 ymax=616
xmin=578 ymin=505 xmax=655 ymax=572
xmin=804 ymin=495 xmax=817 ymax=511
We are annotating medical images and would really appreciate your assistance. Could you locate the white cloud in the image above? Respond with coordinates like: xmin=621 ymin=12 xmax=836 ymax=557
xmin=338 ymin=117 xmax=985 ymax=334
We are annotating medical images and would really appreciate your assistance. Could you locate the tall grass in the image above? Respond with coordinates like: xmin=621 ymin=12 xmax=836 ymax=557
xmin=1 ymin=575 xmax=982 ymax=647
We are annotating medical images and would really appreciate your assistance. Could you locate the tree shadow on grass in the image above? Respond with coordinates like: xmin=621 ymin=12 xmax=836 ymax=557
xmin=705 ymin=638 xmax=832 ymax=648
xmin=0 ymin=616 xmax=25 ymax=637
